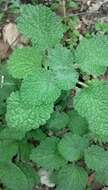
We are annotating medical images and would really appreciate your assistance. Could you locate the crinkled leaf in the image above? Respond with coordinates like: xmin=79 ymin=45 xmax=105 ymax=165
xmin=0 ymin=140 xmax=18 ymax=162
xmin=30 ymin=137 xmax=66 ymax=170
xmin=20 ymin=70 xmax=61 ymax=106
xmin=56 ymin=164 xmax=88 ymax=190
xmin=84 ymin=145 xmax=108 ymax=172
xmin=47 ymin=111 xmax=69 ymax=131
xmin=48 ymin=45 xmax=78 ymax=90
xmin=74 ymin=80 xmax=108 ymax=137
xmin=96 ymin=169 xmax=108 ymax=186
xmin=7 ymin=47 xmax=43 ymax=79
xmin=0 ymin=163 xmax=28 ymax=190
xmin=68 ymin=110 xmax=88 ymax=136
xmin=75 ymin=35 xmax=108 ymax=76
xmin=58 ymin=133 xmax=89 ymax=162
xmin=0 ymin=127 xmax=25 ymax=141
xmin=6 ymin=91 xmax=53 ymax=132
xmin=17 ymin=5 xmax=65 ymax=50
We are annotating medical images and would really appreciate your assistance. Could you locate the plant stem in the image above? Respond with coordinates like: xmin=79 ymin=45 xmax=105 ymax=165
xmin=77 ymin=81 xmax=88 ymax=88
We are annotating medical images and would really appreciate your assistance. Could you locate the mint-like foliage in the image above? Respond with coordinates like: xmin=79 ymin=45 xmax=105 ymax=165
xmin=48 ymin=45 xmax=78 ymax=90
xmin=84 ymin=145 xmax=108 ymax=172
xmin=7 ymin=47 xmax=43 ymax=79
xmin=6 ymin=91 xmax=53 ymax=132
xmin=58 ymin=133 xmax=89 ymax=161
xmin=17 ymin=5 xmax=65 ymax=50
xmin=68 ymin=111 xmax=88 ymax=136
xmin=20 ymin=70 xmax=61 ymax=106
xmin=74 ymin=80 xmax=108 ymax=137
xmin=55 ymin=164 xmax=88 ymax=190
xmin=30 ymin=137 xmax=66 ymax=170
xmin=46 ymin=111 xmax=69 ymax=131
xmin=75 ymin=35 xmax=108 ymax=76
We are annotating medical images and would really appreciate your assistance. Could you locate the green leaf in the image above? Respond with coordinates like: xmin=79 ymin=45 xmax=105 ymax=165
xmin=19 ymin=142 xmax=33 ymax=161
xmin=17 ymin=5 xmax=65 ymax=51
xmin=30 ymin=137 xmax=66 ymax=170
xmin=0 ymin=64 xmax=17 ymax=114
xmin=26 ymin=129 xmax=47 ymax=142
xmin=48 ymin=45 xmax=78 ymax=90
xmin=74 ymin=80 xmax=108 ymax=137
xmin=20 ymin=70 xmax=61 ymax=106
xmin=6 ymin=91 xmax=54 ymax=132
xmin=75 ymin=35 xmax=108 ymax=76
xmin=0 ymin=163 xmax=28 ymax=190
xmin=7 ymin=47 xmax=43 ymax=79
xmin=58 ymin=133 xmax=89 ymax=162
xmin=0 ymin=127 xmax=25 ymax=141
xmin=68 ymin=110 xmax=88 ymax=136
xmin=96 ymin=169 xmax=108 ymax=186
xmin=46 ymin=111 xmax=69 ymax=131
xmin=0 ymin=140 xmax=18 ymax=162
xmin=84 ymin=145 xmax=108 ymax=172
xmin=17 ymin=162 xmax=40 ymax=190
xmin=56 ymin=164 xmax=88 ymax=190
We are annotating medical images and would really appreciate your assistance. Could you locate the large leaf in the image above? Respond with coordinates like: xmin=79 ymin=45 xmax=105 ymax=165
xmin=30 ymin=137 xmax=66 ymax=170
xmin=58 ymin=133 xmax=89 ymax=162
xmin=20 ymin=70 xmax=61 ymax=106
xmin=84 ymin=145 xmax=108 ymax=172
xmin=75 ymin=35 xmax=108 ymax=76
xmin=48 ymin=45 xmax=78 ymax=90
xmin=7 ymin=47 xmax=43 ymax=79
xmin=46 ymin=111 xmax=69 ymax=131
xmin=74 ymin=80 xmax=108 ymax=137
xmin=6 ymin=91 xmax=53 ymax=132
xmin=56 ymin=164 xmax=88 ymax=190
xmin=68 ymin=110 xmax=88 ymax=136
xmin=0 ymin=163 xmax=28 ymax=190
xmin=17 ymin=5 xmax=65 ymax=50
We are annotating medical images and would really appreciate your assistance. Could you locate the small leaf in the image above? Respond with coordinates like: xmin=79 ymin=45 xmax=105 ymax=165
xmin=47 ymin=111 xmax=69 ymax=131
xmin=8 ymin=47 xmax=43 ymax=79
xmin=30 ymin=137 xmax=66 ymax=170
xmin=58 ymin=133 xmax=89 ymax=162
xmin=17 ymin=162 xmax=40 ymax=190
xmin=68 ymin=110 xmax=88 ymax=136
xmin=56 ymin=164 xmax=88 ymax=190
xmin=84 ymin=145 xmax=108 ymax=172
xmin=26 ymin=129 xmax=47 ymax=142
xmin=48 ymin=45 xmax=78 ymax=90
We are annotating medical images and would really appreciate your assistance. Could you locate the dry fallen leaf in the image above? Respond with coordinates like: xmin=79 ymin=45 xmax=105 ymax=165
xmin=3 ymin=23 xmax=20 ymax=49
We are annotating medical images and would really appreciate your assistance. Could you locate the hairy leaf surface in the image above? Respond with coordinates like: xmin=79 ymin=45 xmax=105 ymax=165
xmin=17 ymin=5 xmax=65 ymax=50
xmin=6 ymin=91 xmax=53 ymax=132
xmin=74 ymin=80 xmax=108 ymax=137
xmin=8 ymin=47 xmax=43 ymax=79
xmin=75 ymin=35 xmax=108 ymax=76
xmin=48 ymin=45 xmax=78 ymax=90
